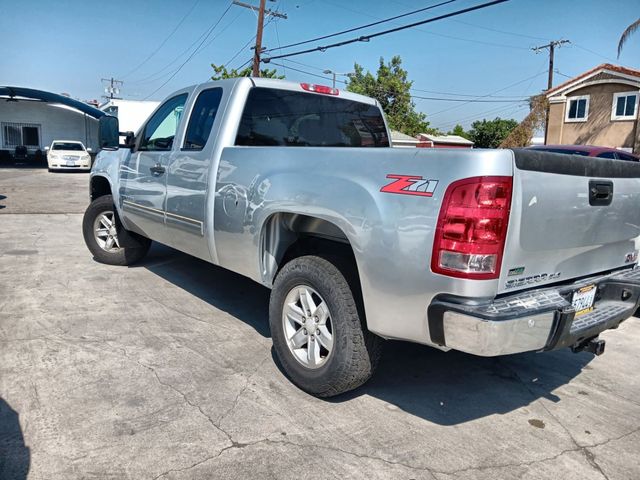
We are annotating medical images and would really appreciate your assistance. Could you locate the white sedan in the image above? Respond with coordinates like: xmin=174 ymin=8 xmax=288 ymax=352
xmin=46 ymin=140 xmax=92 ymax=171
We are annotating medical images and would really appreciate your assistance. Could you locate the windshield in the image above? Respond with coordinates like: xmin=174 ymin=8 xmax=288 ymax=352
xmin=52 ymin=142 xmax=84 ymax=151
xmin=533 ymin=147 xmax=589 ymax=156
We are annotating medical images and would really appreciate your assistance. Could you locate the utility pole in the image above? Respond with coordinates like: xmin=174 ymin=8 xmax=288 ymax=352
xmin=101 ymin=77 xmax=123 ymax=101
xmin=232 ymin=0 xmax=287 ymax=77
xmin=532 ymin=39 xmax=569 ymax=144
xmin=253 ymin=0 xmax=267 ymax=77
xmin=323 ymin=70 xmax=355 ymax=89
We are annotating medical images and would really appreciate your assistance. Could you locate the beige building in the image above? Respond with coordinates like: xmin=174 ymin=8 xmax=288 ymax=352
xmin=545 ymin=64 xmax=640 ymax=153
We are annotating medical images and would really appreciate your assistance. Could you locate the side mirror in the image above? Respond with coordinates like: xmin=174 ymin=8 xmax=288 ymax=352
xmin=122 ymin=131 xmax=136 ymax=149
xmin=98 ymin=115 xmax=120 ymax=150
xmin=86 ymin=147 xmax=93 ymax=153
xmin=44 ymin=146 xmax=50 ymax=151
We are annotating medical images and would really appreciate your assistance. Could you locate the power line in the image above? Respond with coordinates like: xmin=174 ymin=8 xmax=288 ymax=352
xmin=122 ymin=0 xmax=201 ymax=79
xmin=571 ymin=42 xmax=618 ymax=63
xmin=452 ymin=19 xmax=549 ymax=41
xmin=143 ymin=3 xmax=233 ymax=100
xmin=263 ymin=0 xmax=459 ymax=53
xmin=214 ymin=11 xmax=279 ymax=78
xmin=225 ymin=36 xmax=257 ymax=70
xmin=263 ymin=0 xmax=510 ymax=63
xmin=316 ymin=0 xmax=528 ymax=51
xmin=269 ymin=61 xmax=528 ymax=103
xmin=427 ymin=69 xmax=546 ymax=117
xmin=130 ymin=4 xmax=235 ymax=85
xmin=279 ymin=58 xmax=529 ymax=98
xmin=201 ymin=10 xmax=244 ymax=51
xmin=436 ymin=103 xmax=528 ymax=131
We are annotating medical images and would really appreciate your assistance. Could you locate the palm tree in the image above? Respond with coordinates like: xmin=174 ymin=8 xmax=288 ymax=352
xmin=618 ymin=18 xmax=640 ymax=57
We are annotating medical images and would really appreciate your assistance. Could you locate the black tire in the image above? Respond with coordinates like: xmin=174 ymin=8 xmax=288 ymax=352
xmin=82 ymin=194 xmax=151 ymax=266
xmin=270 ymin=255 xmax=382 ymax=397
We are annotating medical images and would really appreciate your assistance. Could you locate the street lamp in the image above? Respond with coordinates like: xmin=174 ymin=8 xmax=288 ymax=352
xmin=322 ymin=70 xmax=354 ymax=89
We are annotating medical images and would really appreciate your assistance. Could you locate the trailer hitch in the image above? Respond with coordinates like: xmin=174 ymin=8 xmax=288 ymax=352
xmin=571 ymin=337 xmax=606 ymax=356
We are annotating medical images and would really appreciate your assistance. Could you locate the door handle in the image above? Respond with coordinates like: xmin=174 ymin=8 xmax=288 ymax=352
xmin=150 ymin=163 xmax=165 ymax=175
xmin=589 ymin=180 xmax=613 ymax=206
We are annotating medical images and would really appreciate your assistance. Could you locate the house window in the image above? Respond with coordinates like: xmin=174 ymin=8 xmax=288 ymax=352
xmin=2 ymin=123 xmax=41 ymax=148
xmin=565 ymin=95 xmax=589 ymax=122
xmin=612 ymin=92 xmax=638 ymax=120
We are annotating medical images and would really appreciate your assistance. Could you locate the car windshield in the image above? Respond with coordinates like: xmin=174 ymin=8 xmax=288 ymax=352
xmin=52 ymin=142 xmax=84 ymax=151
xmin=533 ymin=147 xmax=589 ymax=156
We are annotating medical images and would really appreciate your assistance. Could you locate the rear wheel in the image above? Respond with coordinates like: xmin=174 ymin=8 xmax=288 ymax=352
xmin=82 ymin=194 xmax=151 ymax=266
xmin=270 ymin=255 xmax=382 ymax=397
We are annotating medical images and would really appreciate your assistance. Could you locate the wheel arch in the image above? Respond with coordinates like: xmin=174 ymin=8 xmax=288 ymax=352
xmin=260 ymin=212 xmax=361 ymax=286
xmin=90 ymin=175 xmax=112 ymax=201
xmin=261 ymin=212 xmax=370 ymax=331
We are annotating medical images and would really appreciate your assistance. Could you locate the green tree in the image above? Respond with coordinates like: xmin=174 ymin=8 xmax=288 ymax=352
xmin=347 ymin=56 xmax=436 ymax=137
xmin=210 ymin=63 xmax=284 ymax=80
xmin=447 ymin=124 xmax=470 ymax=139
xmin=468 ymin=118 xmax=519 ymax=148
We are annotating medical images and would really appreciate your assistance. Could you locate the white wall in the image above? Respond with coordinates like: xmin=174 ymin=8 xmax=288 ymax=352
xmin=0 ymin=100 xmax=99 ymax=152
xmin=100 ymin=99 xmax=159 ymax=134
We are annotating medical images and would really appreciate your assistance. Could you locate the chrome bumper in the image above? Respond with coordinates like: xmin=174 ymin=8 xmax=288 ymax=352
xmin=428 ymin=267 xmax=640 ymax=357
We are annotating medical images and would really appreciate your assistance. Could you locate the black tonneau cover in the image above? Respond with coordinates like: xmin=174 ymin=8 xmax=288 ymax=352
xmin=512 ymin=149 xmax=640 ymax=178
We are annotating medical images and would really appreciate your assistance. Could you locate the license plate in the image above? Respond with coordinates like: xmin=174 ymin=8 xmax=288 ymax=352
xmin=572 ymin=285 xmax=596 ymax=316
xmin=66 ymin=161 xmax=76 ymax=166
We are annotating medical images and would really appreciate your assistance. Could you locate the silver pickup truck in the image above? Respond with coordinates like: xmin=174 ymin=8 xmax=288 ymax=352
xmin=84 ymin=77 xmax=640 ymax=397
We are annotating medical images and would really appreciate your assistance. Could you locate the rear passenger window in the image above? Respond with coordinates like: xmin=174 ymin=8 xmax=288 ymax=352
xmin=235 ymin=87 xmax=389 ymax=147
xmin=183 ymin=88 xmax=223 ymax=150
xmin=596 ymin=152 xmax=618 ymax=159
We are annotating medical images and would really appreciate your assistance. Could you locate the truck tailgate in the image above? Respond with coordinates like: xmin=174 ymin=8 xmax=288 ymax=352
xmin=499 ymin=150 xmax=640 ymax=293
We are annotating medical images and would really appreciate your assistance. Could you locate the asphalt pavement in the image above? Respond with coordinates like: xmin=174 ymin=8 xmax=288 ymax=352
xmin=1 ymin=167 xmax=639 ymax=479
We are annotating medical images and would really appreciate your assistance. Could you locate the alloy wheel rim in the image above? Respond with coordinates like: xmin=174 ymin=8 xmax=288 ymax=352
xmin=282 ymin=285 xmax=334 ymax=369
xmin=93 ymin=211 xmax=121 ymax=252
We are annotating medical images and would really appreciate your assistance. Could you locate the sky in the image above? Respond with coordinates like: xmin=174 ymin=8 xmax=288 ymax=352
xmin=1 ymin=0 xmax=639 ymax=131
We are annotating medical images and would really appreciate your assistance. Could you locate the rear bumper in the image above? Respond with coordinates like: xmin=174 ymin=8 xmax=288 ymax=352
xmin=427 ymin=267 xmax=640 ymax=356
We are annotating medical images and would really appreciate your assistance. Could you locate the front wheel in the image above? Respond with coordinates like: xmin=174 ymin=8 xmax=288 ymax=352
xmin=269 ymin=255 xmax=382 ymax=397
xmin=82 ymin=194 xmax=151 ymax=266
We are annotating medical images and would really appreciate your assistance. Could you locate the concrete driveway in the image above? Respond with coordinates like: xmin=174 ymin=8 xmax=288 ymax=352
xmin=1 ymin=167 xmax=639 ymax=479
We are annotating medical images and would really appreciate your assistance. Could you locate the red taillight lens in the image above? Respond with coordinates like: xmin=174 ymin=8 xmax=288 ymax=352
xmin=300 ymin=83 xmax=339 ymax=95
xmin=431 ymin=176 xmax=512 ymax=279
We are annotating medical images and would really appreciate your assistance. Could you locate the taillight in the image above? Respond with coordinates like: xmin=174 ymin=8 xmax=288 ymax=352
xmin=300 ymin=83 xmax=339 ymax=95
xmin=431 ymin=176 xmax=512 ymax=279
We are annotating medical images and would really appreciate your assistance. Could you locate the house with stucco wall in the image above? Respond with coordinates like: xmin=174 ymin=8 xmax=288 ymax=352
xmin=545 ymin=64 xmax=640 ymax=153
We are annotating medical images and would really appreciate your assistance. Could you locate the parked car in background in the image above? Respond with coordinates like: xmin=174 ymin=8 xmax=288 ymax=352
xmin=46 ymin=140 xmax=92 ymax=171
xmin=527 ymin=144 xmax=639 ymax=161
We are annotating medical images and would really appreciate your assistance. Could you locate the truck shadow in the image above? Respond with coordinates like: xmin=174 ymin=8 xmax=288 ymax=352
xmin=140 ymin=243 xmax=271 ymax=338
xmin=0 ymin=397 xmax=30 ymax=479
xmin=327 ymin=341 xmax=594 ymax=425
xmin=139 ymin=243 xmax=594 ymax=425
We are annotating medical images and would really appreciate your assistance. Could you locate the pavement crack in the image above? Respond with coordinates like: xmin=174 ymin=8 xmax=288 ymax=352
xmin=110 ymin=344 xmax=235 ymax=445
xmin=151 ymin=438 xmax=270 ymax=479
xmin=582 ymin=449 xmax=610 ymax=480
xmin=216 ymin=353 xmax=270 ymax=426
xmin=263 ymin=438 xmax=438 ymax=477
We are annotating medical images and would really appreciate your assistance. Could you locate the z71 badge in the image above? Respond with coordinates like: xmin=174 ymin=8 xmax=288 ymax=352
xmin=380 ymin=174 xmax=438 ymax=197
